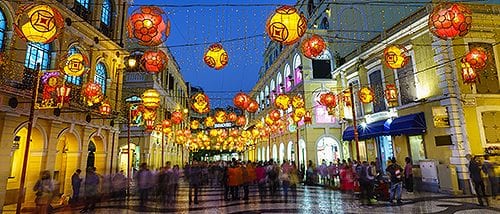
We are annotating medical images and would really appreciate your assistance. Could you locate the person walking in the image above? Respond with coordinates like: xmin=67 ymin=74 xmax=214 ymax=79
xmin=467 ymin=154 xmax=488 ymax=206
xmin=136 ymin=163 xmax=153 ymax=210
xmin=281 ymin=161 xmax=292 ymax=203
xmin=386 ymin=158 xmax=404 ymax=205
xmin=359 ymin=161 xmax=375 ymax=205
xmin=289 ymin=162 xmax=299 ymax=203
xmin=188 ymin=161 xmax=202 ymax=204
xmin=481 ymin=155 xmax=497 ymax=200
xmin=111 ymin=170 xmax=127 ymax=203
xmin=404 ymin=157 xmax=414 ymax=193
xmin=34 ymin=170 xmax=54 ymax=214
xmin=71 ymin=169 xmax=82 ymax=204
xmin=255 ymin=161 xmax=267 ymax=201
xmin=82 ymin=167 xmax=100 ymax=212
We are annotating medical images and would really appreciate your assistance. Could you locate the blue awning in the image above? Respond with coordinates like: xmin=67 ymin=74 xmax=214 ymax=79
xmin=388 ymin=112 xmax=427 ymax=136
xmin=343 ymin=126 xmax=355 ymax=141
xmin=342 ymin=119 xmax=391 ymax=141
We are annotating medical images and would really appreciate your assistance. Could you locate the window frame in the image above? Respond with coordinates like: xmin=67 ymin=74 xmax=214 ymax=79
xmin=95 ymin=61 xmax=107 ymax=95
xmin=467 ymin=42 xmax=500 ymax=94
xmin=0 ymin=8 xmax=6 ymax=52
xmin=394 ymin=50 xmax=418 ymax=107
xmin=24 ymin=42 xmax=51 ymax=70
xmin=367 ymin=64 xmax=387 ymax=113
xmin=100 ymin=0 xmax=112 ymax=26
xmin=406 ymin=135 xmax=427 ymax=166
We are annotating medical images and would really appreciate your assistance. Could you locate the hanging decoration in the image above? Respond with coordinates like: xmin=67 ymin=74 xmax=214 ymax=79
xmin=191 ymin=93 xmax=210 ymax=114
xmin=142 ymin=49 xmax=168 ymax=73
xmin=385 ymin=84 xmax=398 ymax=107
xmin=190 ymin=120 xmax=200 ymax=130
xmin=428 ymin=3 xmax=472 ymax=40
xmin=342 ymin=90 xmax=352 ymax=107
xmin=171 ymin=111 xmax=183 ymax=125
xmin=203 ymin=43 xmax=229 ymax=70
xmin=291 ymin=94 xmax=305 ymax=108
xmin=39 ymin=71 xmax=62 ymax=108
xmin=462 ymin=47 xmax=489 ymax=70
xmin=215 ymin=110 xmax=227 ymax=123
xmin=205 ymin=116 xmax=216 ymax=128
xmin=246 ymin=100 xmax=259 ymax=113
xmin=383 ymin=45 xmax=410 ymax=69
xmin=233 ymin=92 xmax=251 ymax=109
xmin=162 ymin=119 xmax=172 ymax=129
xmin=141 ymin=89 xmax=161 ymax=110
xmin=127 ymin=6 xmax=170 ymax=46
xmin=269 ymin=109 xmax=281 ymax=121
xmin=82 ymin=82 xmax=104 ymax=106
xmin=227 ymin=112 xmax=238 ymax=122
xmin=301 ymin=34 xmax=327 ymax=59
xmin=460 ymin=60 xmax=479 ymax=84
xmin=14 ymin=3 xmax=64 ymax=44
xmin=266 ymin=5 xmax=307 ymax=45
xmin=358 ymin=87 xmax=375 ymax=104
xmin=319 ymin=92 xmax=337 ymax=108
xmin=56 ymin=84 xmax=71 ymax=105
xmin=142 ymin=108 xmax=157 ymax=120
xmin=274 ymin=94 xmax=291 ymax=110
xmin=99 ymin=100 xmax=112 ymax=115
xmin=236 ymin=116 xmax=246 ymax=126
xmin=145 ymin=119 xmax=155 ymax=131
xmin=61 ymin=53 xmax=90 ymax=77
xmin=265 ymin=115 xmax=275 ymax=126
xmin=304 ymin=111 xmax=312 ymax=124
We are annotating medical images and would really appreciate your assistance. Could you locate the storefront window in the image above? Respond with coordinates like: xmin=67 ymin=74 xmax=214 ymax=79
xmin=358 ymin=141 xmax=367 ymax=161
xmin=408 ymin=135 xmax=426 ymax=165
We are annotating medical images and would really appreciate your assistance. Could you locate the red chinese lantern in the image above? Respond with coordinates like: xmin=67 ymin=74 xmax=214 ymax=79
xmin=82 ymin=82 xmax=103 ymax=106
xmin=56 ymin=84 xmax=71 ymax=104
xmin=191 ymin=93 xmax=210 ymax=114
xmin=462 ymin=47 xmax=488 ymax=70
xmin=203 ymin=43 xmax=229 ymax=70
xmin=274 ymin=94 xmax=291 ymax=110
xmin=228 ymin=112 xmax=238 ymax=122
xmin=384 ymin=45 xmax=410 ymax=69
xmin=460 ymin=61 xmax=479 ymax=84
xmin=171 ymin=111 xmax=183 ymax=125
xmin=269 ymin=109 xmax=281 ymax=121
xmin=233 ymin=92 xmax=251 ymax=109
xmin=358 ymin=87 xmax=375 ymax=104
xmin=145 ymin=119 xmax=155 ymax=131
xmin=385 ymin=84 xmax=398 ymax=107
xmin=162 ymin=119 xmax=172 ymax=128
xmin=319 ymin=92 xmax=337 ymax=108
xmin=99 ymin=100 xmax=112 ymax=115
xmin=301 ymin=34 xmax=327 ymax=59
xmin=142 ymin=49 xmax=168 ymax=73
xmin=205 ymin=116 xmax=216 ymax=128
xmin=266 ymin=5 xmax=307 ymax=45
xmin=14 ymin=3 xmax=64 ymax=44
xmin=215 ymin=110 xmax=227 ymax=123
xmin=127 ymin=6 xmax=170 ymax=46
xmin=342 ymin=90 xmax=352 ymax=107
xmin=236 ymin=116 xmax=246 ymax=126
xmin=304 ymin=111 xmax=312 ymax=124
xmin=429 ymin=3 xmax=472 ymax=40
xmin=246 ymin=100 xmax=259 ymax=113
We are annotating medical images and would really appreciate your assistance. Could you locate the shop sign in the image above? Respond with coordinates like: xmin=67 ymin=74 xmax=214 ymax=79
xmin=365 ymin=109 xmax=398 ymax=124
xmin=214 ymin=122 xmax=233 ymax=129
xmin=432 ymin=107 xmax=450 ymax=128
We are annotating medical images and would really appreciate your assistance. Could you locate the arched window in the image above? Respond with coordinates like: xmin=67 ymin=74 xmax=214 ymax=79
xmin=270 ymin=80 xmax=276 ymax=103
xmin=24 ymin=42 xmax=51 ymax=70
xmin=284 ymin=64 xmax=292 ymax=92
xmin=0 ymin=8 xmax=6 ymax=51
xmin=260 ymin=91 xmax=265 ymax=109
xmin=293 ymin=54 xmax=302 ymax=84
xmin=65 ymin=45 xmax=83 ymax=85
xmin=265 ymin=86 xmax=270 ymax=107
xmin=76 ymin=0 xmax=90 ymax=9
xmin=319 ymin=17 xmax=329 ymax=29
xmin=95 ymin=62 xmax=107 ymax=95
xmin=276 ymin=72 xmax=282 ymax=94
xmin=312 ymin=88 xmax=336 ymax=124
xmin=101 ymin=0 xmax=112 ymax=26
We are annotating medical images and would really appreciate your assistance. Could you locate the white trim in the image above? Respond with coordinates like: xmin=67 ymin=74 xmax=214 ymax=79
xmin=347 ymin=77 xmax=364 ymax=116
xmin=346 ymin=71 xmax=359 ymax=81
xmin=476 ymin=106 xmax=500 ymax=148
xmin=367 ymin=64 xmax=385 ymax=112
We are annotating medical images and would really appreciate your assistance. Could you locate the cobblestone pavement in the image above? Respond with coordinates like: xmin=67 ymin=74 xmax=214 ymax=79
xmin=5 ymin=183 xmax=499 ymax=214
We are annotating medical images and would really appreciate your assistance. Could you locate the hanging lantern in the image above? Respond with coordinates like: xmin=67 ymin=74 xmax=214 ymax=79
xmin=162 ymin=119 xmax=172 ymax=128
xmin=385 ymin=84 xmax=398 ymax=107
xmin=265 ymin=115 xmax=275 ymax=126
xmin=171 ymin=111 xmax=183 ymax=125
xmin=343 ymin=90 xmax=352 ymax=107
xmin=141 ymin=89 xmax=161 ymax=110
xmin=294 ymin=107 xmax=306 ymax=118
xmin=142 ymin=108 xmax=157 ymax=120
xmin=291 ymin=94 xmax=305 ymax=108
xmin=304 ymin=111 xmax=312 ymax=124
xmin=233 ymin=92 xmax=251 ymax=109
xmin=190 ymin=120 xmax=200 ymax=130
xmin=61 ymin=53 xmax=90 ymax=77
xmin=142 ymin=49 xmax=168 ymax=73
xmin=383 ymin=45 xmax=410 ymax=69
xmin=215 ymin=110 xmax=227 ymax=123
xmin=462 ymin=47 xmax=489 ymax=70
xmin=191 ymin=93 xmax=210 ymax=114
xmin=236 ymin=116 xmax=246 ymax=127
xmin=205 ymin=116 xmax=215 ymax=128
xmin=274 ymin=94 xmax=291 ymax=110
xmin=460 ymin=61 xmax=479 ymax=84
xmin=429 ymin=3 xmax=472 ymax=40
xmin=203 ymin=43 xmax=229 ymax=70
xmin=227 ymin=112 xmax=238 ymax=122
xmin=358 ymin=87 xmax=375 ymax=104
xmin=127 ymin=6 xmax=170 ymax=46
xmin=291 ymin=113 xmax=302 ymax=123
xmin=99 ymin=100 xmax=112 ymax=115
xmin=82 ymin=82 xmax=103 ymax=106
xmin=56 ymin=84 xmax=71 ymax=105
xmin=246 ymin=100 xmax=259 ymax=113
xmin=269 ymin=109 xmax=281 ymax=121
xmin=14 ymin=3 xmax=64 ymax=44
xmin=145 ymin=119 xmax=155 ymax=131
xmin=266 ymin=5 xmax=307 ymax=45
xmin=319 ymin=92 xmax=337 ymax=108
xmin=301 ymin=34 xmax=327 ymax=59
xmin=163 ymin=127 xmax=172 ymax=134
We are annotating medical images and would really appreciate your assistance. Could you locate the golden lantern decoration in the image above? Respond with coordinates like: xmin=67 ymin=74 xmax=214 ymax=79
xmin=215 ymin=110 xmax=227 ymax=123
xmin=233 ymin=92 xmax=251 ymax=110
xmin=246 ymin=100 xmax=259 ymax=113
xmin=460 ymin=61 xmax=479 ymax=85
xmin=304 ymin=111 xmax=312 ymax=124
xmin=141 ymin=89 xmax=161 ymax=110
xmin=145 ymin=119 xmax=155 ymax=131
xmin=162 ymin=119 xmax=172 ymax=128
xmin=162 ymin=127 xmax=172 ymax=134
xmin=61 ymin=53 xmax=90 ymax=77
xmin=127 ymin=6 xmax=170 ymax=46
xmin=203 ymin=43 xmax=229 ymax=70
xmin=462 ymin=47 xmax=489 ymax=70
xmin=291 ymin=94 xmax=305 ymax=108
xmin=99 ymin=100 xmax=112 ymax=115
xmin=14 ymin=3 xmax=64 ymax=44
xmin=236 ymin=116 xmax=246 ymax=126
xmin=251 ymin=129 xmax=260 ymax=138
xmin=358 ymin=87 xmax=375 ymax=104
xmin=343 ymin=90 xmax=352 ymax=107
xmin=56 ymin=84 xmax=71 ymax=105
xmin=301 ymin=34 xmax=327 ymax=59
xmin=191 ymin=93 xmax=210 ymax=114
xmin=274 ymin=94 xmax=291 ymax=110
xmin=190 ymin=120 xmax=200 ymax=130
xmin=385 ymin=84 xmax=398 ymax=107
xmin=81 ymin=82 xmax=104 ymax=106
xmin=269 ymin=109 xmax=281 ymax=121
xmin=319 ymin=92 xmax=337 ymax=108
xmin=142 ymin=49 xmax=168 ymax=73
xmin=171 ymin=111 xmax=183 ymax=125
xmin=265 ymin=115 xmax=275 ymax=126
xmin=429 ymin=3 xmax=472 ymax=40
xmin=294 ymin=107 xmax=306 ymax=118
xmin=383 ymin=45 xmax=410 ymax=69
xmin=142 ymin=108 xmax=157 ymax=120
xmin=227 ymin=112 xmax=238 ymax=122
xmin=205 ymin=116 xmax=215 ymax=128
xmin=266 ymin=5 xmax=307 ymax=45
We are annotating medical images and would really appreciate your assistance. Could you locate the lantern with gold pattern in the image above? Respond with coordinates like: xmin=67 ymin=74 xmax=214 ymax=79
xmin=205 ymin=116 xmax=215 ymax=128
xmin=358 ymin=87 xmax=375 ymax=104
xmin=274 ymin=94 xmax=291 ymax=110
xmin=190 ymin=120 xmax=200 ymax=130
xmin=266 ymin=5 xmax=307 ymax=45
xmin=61 ymin=53 xmax=90 ymax=77
xmin=204 ymin=43 xmax=228 ymax=70
xmin=99 ymin=100 xmax=112 ymax=116
xmin=429 ymin=3 xmax=472 ymax=40
xmin=269 ymin=109 xmax=281 ymax=121
xmin=215 ymin=110 xmax=227 ymax=123
xmin=141 ymin=89 xmax=161 ymax=110
xmin=233 ymin=92 xmax=251 ymax=110
xmin=383 ymin=45 xmax=410 ymax=69
xmin=14 ymin=3 xmax=64 ymax=44
xmin=191 ymin=93 xmax=210 ymax=114
xmin=301 ymin=34 xmax=327 ymax=59
xmin=385 ymin=84 xmax=398 ymax=107
xmin=127 ymin=6 xmax=170 ymax=46
xmin=82 ymin=82 xmax=103 ymax=107
xmin=142 ymin=49 xmax=168 ymax=73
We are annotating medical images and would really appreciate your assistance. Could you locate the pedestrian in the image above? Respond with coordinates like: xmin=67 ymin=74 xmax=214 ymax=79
xmin=255 ymin=161 xmax=267 ymax=201
xmin=404 ymin=157 xmax=413 ymax=193
xmin=386 ymin=157 xmax=403 ymax=205
xmin=281 ymin=160 xmax=291 ymax=202
xmin=136 ymin=163 xmax=153 ymax=209
xmin=481 ymin=155 xmax=497 ymax=199
xmin=318 ymin=160 xmax=328 ymax=185
xmin=188 ymin=161 xmax=202 ymax=204
xmin=71 ymin=169 xmax=82 ymax=204
xmin=172 ymin=165 xmax=181 ymax=203
xmin=359 ymin=161 xmax=375 ymax=205
xmin=34 ymin=170 xmax=54 ymax=214
xmin=228 ymin=161 xmax=242 ymax=200
xmin=111 ymin=170 xmax=127 ymax=203
xmin=289 ymin=162 xmax=299 ymax=203
xmin=82 ymin=167 xmax=100 ymax=212
xmin=467 ymin=154 xmax=488 ymax=206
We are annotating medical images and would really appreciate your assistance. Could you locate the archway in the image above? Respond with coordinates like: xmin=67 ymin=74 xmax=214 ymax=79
xmin=316 ymin=136 xmax=341 ymax=165
xmin=118 ymin=143 xmax=138 ymax=177
xmin=54 ymin=132 xmax=79 ymax=196
xmin=257 ymin=147 xmax=261 ymax=161
xmin=89 ymin=136 xmax=105 ymax=175
xmin=279 ymin=142 xmax=285 ymax=163
xmin=272 ymin=144 xmax=278 ymax=161
xmin=287 ymin=141 xmax=294 ymax=162
xmin=298 ymin=139 xmax=306 ymax=170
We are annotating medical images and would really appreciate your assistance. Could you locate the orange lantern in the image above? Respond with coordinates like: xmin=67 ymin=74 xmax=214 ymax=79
xmin=265 ymin=115 xmax=275 ymax=126
xmin=203 ymin=43 xmax=228 ymax=70
xmin=191 ymin=93 xmax=210 ymax=114
xmin=215 ymin=110 xmax=227 ymax=123
xmin=227 ymin=112 xmax=238 ymax=122
xmin=319 ymin=92 xmax=337 ymax=108
xmin=142 ymin=49 xmax=168 ymax=73
xmin=205 ymin=116 xmax=215 ymax=128
xmin=294 ymin=107 xmax=306 ymax=118
xmin=246 ymin=100 xmax=259 ymax=113
xmin=291 ymin=113 xmax=302 ymax=123
xmin=462 ymin=47 xmax=488 ymax=70
xmin=343 ymin=90 xmax=352 ymax=107
xmin=266 ymin=5 xmax=307 ymax=45
xmin=141 ymin=89 xmax=161 ymax=110
xmin=385 ymin=84 xmax=398 ymax=107
xmin=145 ymin=119 xmax=155 ymax=131
xmin=56 ymin=84 xmax=71 ymax=104
xmin=236 ymin=116 xmax=246 ymax=126
xmin=291 ymin=94 xmax=305 ymax=108
xmin=99 ymin=100 xmax=112 ymax=115
xmin=163 ymin=127 xmax=172 ymax=134
xmin=233 ymin=92 xmax=251 ymax=109
xmin=429 ymin=3 xmax=472 ymax=40
xmin=304 ymin=111 xmax=312 ymax=124
xmin=383 ymin=45 xmax=410 ymax=69
xmin=162 ymin=119 xmax=172 ymax=128
xmin=171 ymin=111 xmax=183 ymax=124
xmin=460 ymin=61 xmax=479 ymax=85
xmin=269 ymin=109 xmax=281 ymax=121
xmin=127 ymin=6 xmax=170 ymax=46
xmin=14 ymin=3 xmax=64 ymax=44
xmin=61 ymin=53 xmax=90 ymax=77
xmin=190 ymin=120 xmax=200 ymax=130
xmin=358 ymin=87 xmax=375 ymax=104
xmin=142 ymin=108 xmax=156 ymax=120
xmin=82 ymin=82 xmax=103 ymax=106
xmin=274 ymin=94 xmax=291 ymax=110
xmin=301 ymin=34 xmax=327 ymax=59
